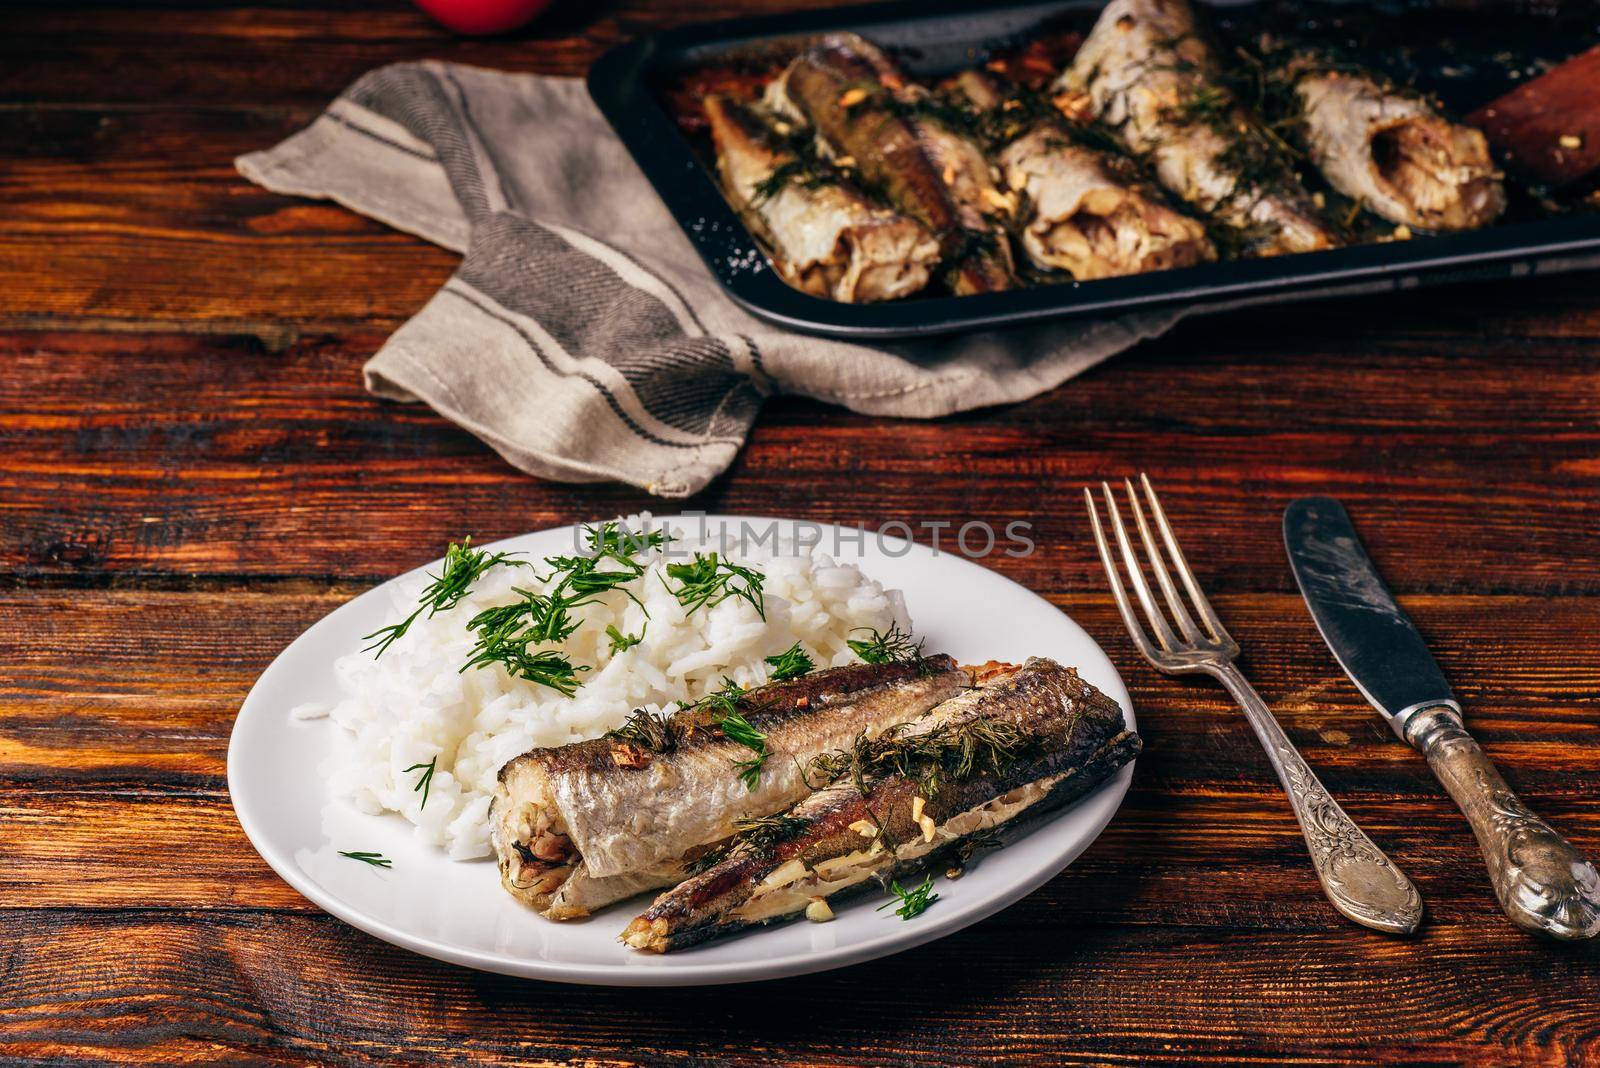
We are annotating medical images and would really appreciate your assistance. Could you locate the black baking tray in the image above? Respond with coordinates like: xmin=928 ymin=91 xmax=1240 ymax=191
xmin=587 ymin=0 xmax=1600 ymax=339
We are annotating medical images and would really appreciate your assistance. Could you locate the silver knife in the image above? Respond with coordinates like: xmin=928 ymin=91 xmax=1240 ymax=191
xmin=1285 ymin=496 xmax=1600 ymax=941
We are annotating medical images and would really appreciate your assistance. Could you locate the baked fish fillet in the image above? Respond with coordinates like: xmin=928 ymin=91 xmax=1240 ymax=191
xmin=491 ymin=656 xmax=970 ymax=919
xmin=1059 ymin=0 xmax=1339 ymax=256
xmin=1283 ymin=64 xmax=1505 ymax=232
xmin=951 ymin=71 xmax=1214 ymax=279
xmin=622 ymin=657 xmax=1141 ymax=952
xmin=767 ymin=33 xmax=1020 ymax=295
xmin=704 ymin=95 xmax=940 ymax=302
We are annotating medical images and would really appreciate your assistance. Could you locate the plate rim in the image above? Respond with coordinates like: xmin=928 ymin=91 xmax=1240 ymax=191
xmin=227 ymin=514 xmax=1135 ymax=986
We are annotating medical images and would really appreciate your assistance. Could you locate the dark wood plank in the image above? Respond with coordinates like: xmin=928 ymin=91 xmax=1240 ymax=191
xmin=6 ymin=2 xmax=1600 ymax=1062
xmin=0 ymin=2 xmax=854 ymax=105
xmin=3 ymin=910 xmax=1597 ymax=1066
xmin=4 ymin=325 xmax=1600 ymax=592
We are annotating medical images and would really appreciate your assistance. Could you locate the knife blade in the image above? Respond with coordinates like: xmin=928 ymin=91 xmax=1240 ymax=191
xmin=1282 ymin=495 xmax=1457 ymax=738
xmin=1284 ymin=495 xmax=1600 ymax=941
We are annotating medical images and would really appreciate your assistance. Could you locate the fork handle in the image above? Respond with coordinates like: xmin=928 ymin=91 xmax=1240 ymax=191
xmin=1406 ymin=706 xmax=1600 ymax=941
xmin=1210 ymin=662 xmax=1424 ymax=934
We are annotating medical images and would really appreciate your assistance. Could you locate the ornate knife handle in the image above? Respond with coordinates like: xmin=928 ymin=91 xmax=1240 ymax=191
xmin=1406 ymin=706 xmax=1600 ymax=941
xmin=1211 ymin=663 xmax=1424 ymax=934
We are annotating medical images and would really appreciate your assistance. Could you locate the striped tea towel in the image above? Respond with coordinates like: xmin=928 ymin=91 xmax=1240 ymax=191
xmin=238 ymin=61 xmax=1184 ymax=497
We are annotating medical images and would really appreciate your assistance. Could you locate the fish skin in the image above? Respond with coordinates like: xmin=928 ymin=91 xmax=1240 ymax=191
xmin=1060 ymin=0 xmax=1339 ymax=255
xmin=491 ymin=656 xmax=970 ymax=917
xmin=951 ymin=71 xmax=1215 ymax=279
xmin=622 ymin=657 xmax=1141 ymax=953
xmin=770 ymin=33 xmax=1020 ymax=295
xmin=704 ymin=95 xmax=940 ymax=302
xmin=1293 ymin=70 xmax=1505 ymax=231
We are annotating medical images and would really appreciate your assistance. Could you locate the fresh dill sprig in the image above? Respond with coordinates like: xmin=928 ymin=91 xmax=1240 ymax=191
xmin=403 ymin=757 xmax=437 ymax=809
xmin=663 ymin=553 xmax=766 ymax=620
xmin=363 ymin=538 xmax=526 ymax=657
xmin=604 ymin=707 xmax=680 ymax=754
xmin=764 ymin=642 xmax=815 ymax=682
xmin=583 ymin=520 xmax=671 ymax=560
xmin=460 ymin=632 xmax=587 ymax=695
xmin=542 ymin=557 xmax=648 ymax=604
xmin=848 ymin=623 xmax=923 ymax=665
xmin=877 ymin=874 xmax=938 ymax=920
xmin=719 ymin=709 xmax=769 ymax=791
xmin=339 ymin=851 xmax=393 ymax=869
xmin=681 ymin=678 xmax=770 ymax=790
xmin=606 ymin=622 xmax=646 ymax=654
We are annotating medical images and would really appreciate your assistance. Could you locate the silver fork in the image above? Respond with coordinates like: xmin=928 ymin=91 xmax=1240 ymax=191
xmin=1086 ymin=475 xmax=1424 ymax=935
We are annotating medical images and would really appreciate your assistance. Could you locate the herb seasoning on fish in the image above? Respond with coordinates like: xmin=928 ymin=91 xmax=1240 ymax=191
xmin=1242 ymin=35 xmax=1505 ymax=231
xmin=1058 ymin=0 xmax=1339 ymax=256
xmin=768 ymin=33 xmax=1021 ymax=295
xmin=621 ymin=658 xmax=1141 ymax=952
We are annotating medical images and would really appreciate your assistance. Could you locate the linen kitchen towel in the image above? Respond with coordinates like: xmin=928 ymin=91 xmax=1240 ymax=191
xmin=238 ymin=61 xmax=1184 ymax=496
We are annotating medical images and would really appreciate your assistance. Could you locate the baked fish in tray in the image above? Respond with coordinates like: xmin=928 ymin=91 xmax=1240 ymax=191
xmin=766 ymin=33 xmax=1022 ymax=295
xmin=948 ymin=70 xmax=1216 ymax=279
xmin=622 ymin=657 xmax=1141 ymax=952
xmin=589 ymin=0 xmax=1600 ymax=337
xmin=1059 ymin=0 xmax=1340 ymax=256
xmin=705 ymin=94 xmax=941 ymax=302
xmin=1248 ymin=38 xmax=1507 ymax=232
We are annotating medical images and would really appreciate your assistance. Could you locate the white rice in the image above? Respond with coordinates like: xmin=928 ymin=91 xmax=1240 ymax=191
xmin=321 ymin=519 xmax=910 ymax=859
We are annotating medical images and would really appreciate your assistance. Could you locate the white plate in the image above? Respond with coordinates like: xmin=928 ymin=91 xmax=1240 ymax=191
xmin=228 ymin=515 xmax=1135 ymax=986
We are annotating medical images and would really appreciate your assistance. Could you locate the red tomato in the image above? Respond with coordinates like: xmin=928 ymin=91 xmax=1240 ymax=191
xmin=412 ymin=0 xmax=553 ymax=35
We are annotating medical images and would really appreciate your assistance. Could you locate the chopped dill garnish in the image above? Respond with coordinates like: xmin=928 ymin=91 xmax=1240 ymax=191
xmin=877 ymin=874 xmax=939 ymax=920
xmin=764 ymin=642 xmax=815 ymax=682
xmin=606 ymin=622 xmax=646 ymax=654
xmin=677 ymin=678 xmax=769 ymax=790
xmin=945 ymin=226 xmax=1000 ymax=264
xmin=718 ymin=708 xmax=769 ymax=791
xmin=848 ymin=623 xmax=923 ymax=665
xmin=604 ymin=707 xmax=679 ymax=754
xmin=339 ymin=851 xmax=393 ymax=869
xmin=686 ymin=812 xmax=808 ymax=875
xmin=752 ymin=159 xmax=840 ymax=204
xmin=403 ymin=757 xmax=437 ymax=809
xmin=1157 ymin=83 xmax=1234 ymax=127
xmin=583 ymin=520 xmax=670 ymax=560
xmin=663 ymin=553 xmax=766 ymax=620
xmin=678 ymin=676 xmax=747 ymax=719
xmin=461 ymin=633 xmax=586 ymax=695
xmin=810 ymin=716 xmax=1033 ymax=798
xmin=363 ymin=537 xmax=526 ymax=657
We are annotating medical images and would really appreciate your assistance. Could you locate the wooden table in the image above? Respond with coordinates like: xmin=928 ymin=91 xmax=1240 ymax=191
xmin=5 ymin=2 xmax=1599 ymax=1063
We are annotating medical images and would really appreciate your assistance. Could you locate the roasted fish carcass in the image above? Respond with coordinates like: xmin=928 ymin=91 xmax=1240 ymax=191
xmin=704 ymin=95 xmax=940 ymax=302
xmin=950 ymin=71 xmax=1215 ymax=279
xmin=768 ymin=33 xmax=1020 ymax=295
xmin=1059 ymin=0 xmax=1339 ymax=256
xmin=622 ymin=658 xmax=1141 ymax=952
xmin=1270 ymin=55 xmax=1505 ymax=232
xmin=491 ymin=657 xmax=970 ymax=919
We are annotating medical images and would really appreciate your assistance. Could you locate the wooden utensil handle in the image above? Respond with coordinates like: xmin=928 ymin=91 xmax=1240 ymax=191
xmin=1407 ymin=706 xmax=1600 ymax=940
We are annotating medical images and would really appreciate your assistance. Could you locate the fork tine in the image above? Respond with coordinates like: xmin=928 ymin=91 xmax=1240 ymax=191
xmin=1084 ymin=487 xmax=1161 ymax=665
xmin=1101 ymin=481 xmax=1180 ymax=652
xmin=1123 ymin=477 xmax=1200 ymax=644
xmin=1139 ymin=473 xmax=1233 ymax=645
